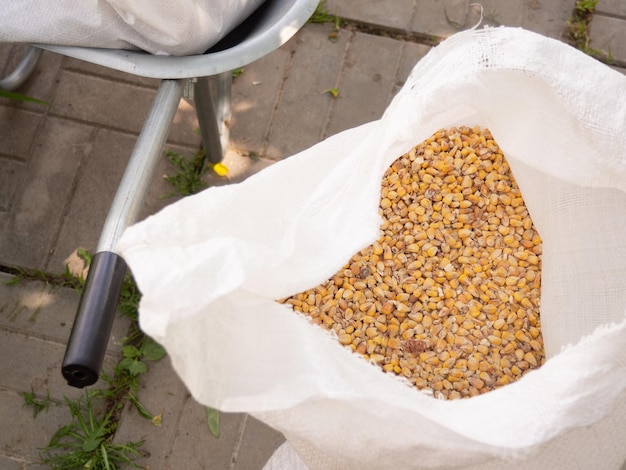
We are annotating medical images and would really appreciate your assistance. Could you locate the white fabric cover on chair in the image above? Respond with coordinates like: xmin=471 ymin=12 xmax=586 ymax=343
xmin=0 ymin=0 xmax=267 ymax=55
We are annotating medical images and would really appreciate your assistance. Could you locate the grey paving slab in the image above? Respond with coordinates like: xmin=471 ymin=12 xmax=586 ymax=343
xmin=412 ymin=0 xmax=470 ymax=38
xmin=0 ymin=117 xmax=95 ymax=270
xmin=51 ymin=69 xmax=201 ymax=146
xmin=589 ymin=14 xmax=626 ymax=63
xmin=595 ymin=0 xmax=626 ymax=16
xmin=233 ymin=415 xmax=285 ymax=470
xmin=324 ymin=30 xmax=404 ymax=138
xmin=0 ymin=454 xmax=28 ymax=470
xmin=326 ymin=0 xmax=416 ymax=32
xmin=0 ymin=389 xmax=71 ymax=463
xmin=265 ymin=23 xmax=349 ymax=159
xmin=113 ymin=356 xmax=190 ymax=470
xmin=50 ymin=70 xmax=155 ymax=134
xmin=466 ymin=0 xmax=524 ymax=28
xmin=0 ymin=273 xmax=130 ymax=351
xmin=229 ymin=37 xmax=297 ymax=157
xmin=46 ymin=127 xmax=198 ymax=271
xmin=0 ymin=106 xmax=44 ymax=214
xmin=45 ymin=127 xmax=134 ymax=269
xmin=0 ymin=106 xmax=43 ymax=160
xmin=167 ymin=399 xmax=246 ymax=470
xmin=0 ymin=47 xmax=64 ymax=112
xmin=0 ymin=44 xmax=21 ymax=75
xmin=0 ymin=158 xmax=24 ymax=212
xmin=391 ymin=41 xmax=432 ymax=97
xmin=411 ymin=0 xmax=575 ymax=42
xmin=169 ymin=97 xmax=204 ymax=147
xmin=0 ymin=329 xmax=84 ymax=400
xmin=521 ymin=0 xmax=576 ymax=39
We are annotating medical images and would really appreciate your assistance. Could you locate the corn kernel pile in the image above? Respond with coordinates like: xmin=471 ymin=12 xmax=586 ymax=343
xmin=280 ymin=126 xmax=544 ymax=399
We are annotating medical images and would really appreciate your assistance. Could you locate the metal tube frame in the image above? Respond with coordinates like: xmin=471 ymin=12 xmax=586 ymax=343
xmin=97 ymin=79 xmax=185 ymax=253
xmin=215 ymin=71 xmax=232 ymax=157
xmin=0 ymin=46 xmax=43 ymax=91
xmin=192 ymin=71 xmax=232 ymax=165
xmin=62 ymin=79 xmax=185 ymax=388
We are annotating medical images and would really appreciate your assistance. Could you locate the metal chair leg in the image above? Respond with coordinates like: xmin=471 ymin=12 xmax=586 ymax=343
xmin=0 ymin=46 xmax=43 ymax=91
xmin=62 ymin=79 xmax=185 ymax=388
xmin=215 ymin=71 xmax=232 ymax=156
xmin=193 ymin=76 xmax=224 ymax=164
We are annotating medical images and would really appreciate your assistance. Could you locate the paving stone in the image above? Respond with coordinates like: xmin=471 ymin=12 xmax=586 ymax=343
xmin=390 ymin=42 xmax=432 ymax=98
xmin=466 ymin=0 xmax=524 ymax=28
xmin=113 ymin=356 xmax=190 ymax=470
xmin=233 ymin=415 xmax=285 ymax=470
xmin=589 ymin=14 xmax=626 ymax=63
xmin=166 ymin=399 xmax=245 ymax=469
xmin=521 ymin=0 xmax=575 ymax=39
xmin=265 ymin=23 xmax=349 ymax=159
xmin=141 ymin=143 xmax=194 ymax=217
xmin=46 ymin=127 xmax=132 ymax=269
xmin=0 ymin=47 xmax=64 ymax=112
xmin=0 ymin=389 xmax=71 ymax=463
xmin=0 ymin=106 xmax=43 ymax=160
xmin=0 ymin=117 xmax=94 ymax=270
xmin=0 ymin=273 xmax=130 ymax=351
xmin=0 ymin=158 xmax=24 ymax=212
xmin=50 ymin=70 xmax=155 ymax=134
xmin=169 ymin=97 xmax=203 ymax=147
xmin=324 ymin=31 xmax=403 ymax=138
xmin=47 ymin=126 xmax=198 ymax=271
xmin=0 ymin=454 xmax=28 ymax=470
xmin=229 ymin=37 xmax=296 ymax=157
xmin=325 ymin=0 xmax=416 ymax=32
xmin=595 ymin=0 xmax=626 ymax=16
xmin=0 ymin=44 xmax=21 ymax=75
xmin=0 ymin=329 xmax=82 ymax=401
xmin=412 ymin=0 xmax=470 ymax=38
xmin=0 ymin=106 xmax=43 ymax=213
xmin=51 ymin=68 xmax=201 ymax=145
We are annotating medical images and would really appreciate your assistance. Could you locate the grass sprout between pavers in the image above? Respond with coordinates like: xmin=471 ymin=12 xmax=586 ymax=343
xmin=565 ymin=0 xmax=614 ymax=63
xmin=13 ymin=155 xmax=221 ymax=468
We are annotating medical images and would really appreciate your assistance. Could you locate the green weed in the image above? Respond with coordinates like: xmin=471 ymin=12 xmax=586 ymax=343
xmin=163 ymin=149 xmax=208 ymax=197
xmin=38 ymin=391 xmax=143 ymax=469
xmin=206 ymin=407 xmax=220 ymax=438
xmin=4 ymin=265 xmax=85 ymax=290
xmin=565 ymin=0 xmax=610 ymax=62
xmin=21 ymin=389 xmax=51 ymax=418
xmin=0 ymin=89 xmax=49 ymax=106
xmin=308 ymin=0 xmax=341 ymax=40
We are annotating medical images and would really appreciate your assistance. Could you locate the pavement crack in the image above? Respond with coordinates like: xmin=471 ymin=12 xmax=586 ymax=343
xmin=338 ymin=19 xmax=443 ymax=47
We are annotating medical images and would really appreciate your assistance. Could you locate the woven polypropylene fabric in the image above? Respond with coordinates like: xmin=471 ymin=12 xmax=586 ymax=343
xmin=0 ymin=0 xmax=266 ymax=55
xmin=119 ymin=27 xmax=626 ymax=469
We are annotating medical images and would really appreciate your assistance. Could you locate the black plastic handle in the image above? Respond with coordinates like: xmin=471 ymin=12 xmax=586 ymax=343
xmin=62 ymin=251 xmax=127 ymax=388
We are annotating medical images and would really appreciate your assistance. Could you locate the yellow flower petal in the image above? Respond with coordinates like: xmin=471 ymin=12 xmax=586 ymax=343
xmin=212 ymin=162 xmax=229 ymax=177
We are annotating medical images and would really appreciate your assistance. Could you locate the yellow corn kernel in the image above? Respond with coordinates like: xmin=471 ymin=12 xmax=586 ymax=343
xmin=280 ymin=126 xmax=544 ymax=400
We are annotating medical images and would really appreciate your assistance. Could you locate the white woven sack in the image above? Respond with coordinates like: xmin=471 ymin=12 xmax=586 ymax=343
xmin=118 ymin=27 xmax=626 ymax=469
xmin=0 ymin=0 xmax=266 ymax=55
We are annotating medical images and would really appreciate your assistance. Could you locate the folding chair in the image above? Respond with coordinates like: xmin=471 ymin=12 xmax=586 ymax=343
xmin=1 ymin=0 xmax=318 ymax=388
